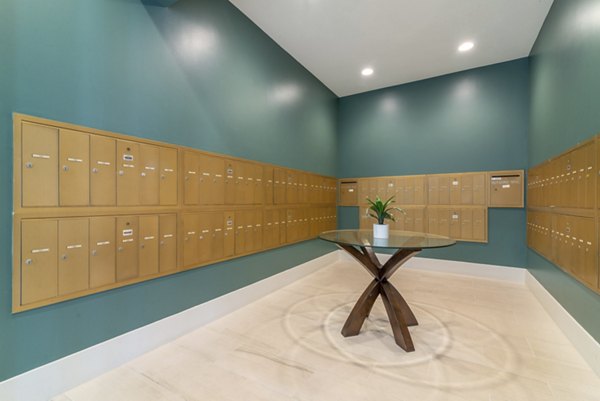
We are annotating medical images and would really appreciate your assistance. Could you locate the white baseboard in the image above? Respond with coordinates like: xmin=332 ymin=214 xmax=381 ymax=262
xmin=0 ymin=251 xmax=340 ymax=401
xmin=525 ymin=273 xmax=600 ymax=377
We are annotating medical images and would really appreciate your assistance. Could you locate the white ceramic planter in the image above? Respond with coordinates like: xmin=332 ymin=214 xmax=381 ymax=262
xmin=373 ymin=223 xmax=389 ymax=239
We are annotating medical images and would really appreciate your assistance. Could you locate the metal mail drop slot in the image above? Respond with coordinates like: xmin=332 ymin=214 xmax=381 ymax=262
xmin=96 ymin=241 xmax=110 ymax=246
xmin=97 ymin=161 xmax=111 ymax=166
xmin=66 ymin=244 xmax=82 ymax=249
xmin=143 ymin=236 xmax=155 ymax=240
xmin=163 ymin=234 xmax=173 ymax=238
xmin=122 ymin=238 xmax=133 ymax=243
xmin=123 ymin=154 xmax=134 ymax=162
xmin=122 ymin=229 xmax=134 ymax=236
xmin=67 ymin=157 xmax=83 ymax=163
xmin=31 ymin=248 xmax=50 ymax=254
xmin=32 ymin=153 xmax=50 ymax=159
xmin=163 ymin=168 xmax=174 ymax=172
xmin=226 ymin=220 xmax=233 ymax=226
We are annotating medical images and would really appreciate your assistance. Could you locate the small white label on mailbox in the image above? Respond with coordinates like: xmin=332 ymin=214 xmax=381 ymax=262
xmin=123 ymin=154 xmax=134 ymax=162
xmin=122 ymin=229 xmax=134 ymax=237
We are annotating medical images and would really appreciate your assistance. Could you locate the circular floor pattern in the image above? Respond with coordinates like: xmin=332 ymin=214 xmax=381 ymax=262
xmin=283 ymin=292 xmax=518 ymax=390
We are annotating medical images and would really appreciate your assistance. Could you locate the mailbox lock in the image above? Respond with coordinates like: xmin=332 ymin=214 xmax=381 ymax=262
xmin=140 ymin=244 xmax=145 ymax=249
xmin=92 ymin=168 xmax=99 ymax=174
xmin=160 ymin=240 xmax=165 ymax=245
xmin=161 ymin=175 xmax=166 ymax=180
xmin=141 ymin=172 xmax=146 ymax=177
xmin=118 ymin=170 xmax=124 ymax=176
xmin=25 ymin=162 xmax=33 ymax=169
xmin=25 ymin=258 xmax=33 ymax=265
xmin=117 ymin=247 xmax=124 ymax=252
xmin=61 ymin=254 xmax=68 ymax=260
xmin=63 ymin=165 xmax=69 ymax=172
xmin=91 ymin=250 xmax=97 ymax=256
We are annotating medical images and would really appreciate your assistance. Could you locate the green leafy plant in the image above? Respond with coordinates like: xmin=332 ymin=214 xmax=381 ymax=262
xmin=366 ymin=195 xmax=405 ymax=224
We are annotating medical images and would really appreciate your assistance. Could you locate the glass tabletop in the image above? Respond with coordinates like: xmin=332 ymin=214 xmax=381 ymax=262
xmin=319 ymin=229 xmax=456 ymax=250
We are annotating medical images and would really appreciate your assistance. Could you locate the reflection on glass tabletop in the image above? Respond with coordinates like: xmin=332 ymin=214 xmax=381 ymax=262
xmin=318 ymin=229 xmax=456 ymax=250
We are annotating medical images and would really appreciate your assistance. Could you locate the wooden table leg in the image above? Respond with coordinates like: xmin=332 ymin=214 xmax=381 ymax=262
xmin=341 ymin=280 xmax=380 ymax=337
xmin=340 ymin=245 xmax=422 ymax=351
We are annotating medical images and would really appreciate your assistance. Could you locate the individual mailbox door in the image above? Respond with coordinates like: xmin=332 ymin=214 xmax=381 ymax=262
xmin=59 ymin=130 xmax=90 ymax=206
xmin=159 ymin=147 xmax=178 ymax=206
xmin=235 ymin=211 xmax=247 ymax=254
xmin=460 ymin=208 xmax=474 ymax=240
xmin=273 ymin=168 xmax=286 ymax=204
xmin=21 ymin=219 xmax=58 ymax=305
xmin=183 ymin=214 xmax=199 ymax=267
xmin=254 ymin=165 xmax=265 ymax=204
xmin=473 ymin=208 xmax=486 ymax=241
xmin=184 ymin=151 xmax=199 ymax=205
xmin=197 ymin=212 xmax=214 ymax=263
xmin=427 ymin=176 xmax=439 ymax=205
xmin=404 ymin=177 xmax=415 ymax=205
xmin=90 ymin=135 xmax=116 ymax=206
xmin=414 ymin=176 xmax=426 ymax=205
xmin=472 ymin=173 xmax=486 ymax=205
xmin=449 ymin=176 xmax=461 ymax=205
xmin=578 ymin=217 xmax=597 ymax=287
xmin=198 ymin=154 xmax=217 ymax=204
xmin=139 ymin=144 xmax=160 ymax=205
xmin=116 ymin=216 xmax=139 ymax=281
xmin=438 ymin=176 xmax=450 ymax=205
xmin=22 ymin=122 xmax=59 ymax=207
xmin=211 ymin=212 xmax=225 ymax=261
xmin=223 ymin=212 xmax=235 ymax=257
xmin=235 ymin=161 xmax=252 ymax=204
xmin=449 ymin=210 xmax=461 ymax=239
xmin=438 ymin=209 xmax=451 ymax=237
xmin=89 ymin=216 xmax=116 ymax=288
xmin=460 ymin=174 xmax=474 ymax=205
xmin=263 ymin=209 xmax=275 ymax=248
xmin=58 ymin=218 xmax=89 ymax=296
xmin=264 ymin=166 xmax=274 ymax=205
xmin=581 ymin=142 xmax=595 ymax=209
xmin=224 ymin=161 xmax=236 ymax=204
xmin=116 ymin=141 xmax=140 ymax=206
xmin=427 ymin=208 xmax=438 ymax=235
xmin=159 ymin=214 xmax=177 ymax=273
xmin=253 ymin=210 xmax=264 ymax=251
xmin=413 ymin=208 xmax=425 ymax=232
xmin=286 ymin=171 xmax=298 ymax=204
xmin=202 ymin=155 xmax=225 ymax=204
xmin=139 ymin=215 xmax=159 ymax=276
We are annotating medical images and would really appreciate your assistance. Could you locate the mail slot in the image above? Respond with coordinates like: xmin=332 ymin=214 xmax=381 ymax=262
xmin=489 ymin=170 xmax=524 ymax=207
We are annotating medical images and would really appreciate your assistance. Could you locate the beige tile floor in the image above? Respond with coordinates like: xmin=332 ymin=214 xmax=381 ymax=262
xmin=53 ymin=259 xmax=600 ymax=401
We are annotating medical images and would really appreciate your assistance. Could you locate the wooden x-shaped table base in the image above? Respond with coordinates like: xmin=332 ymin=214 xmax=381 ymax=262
xmin=339 ymin=244 xmax=421 ymax=352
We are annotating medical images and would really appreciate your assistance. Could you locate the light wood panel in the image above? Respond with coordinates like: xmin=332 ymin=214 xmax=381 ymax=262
xmin=13 ymin=113 xmax=337 ymax=312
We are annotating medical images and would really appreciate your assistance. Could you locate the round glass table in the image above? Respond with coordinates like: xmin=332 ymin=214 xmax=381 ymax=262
xmin=319 ymin=229 xmax=456 ymax=352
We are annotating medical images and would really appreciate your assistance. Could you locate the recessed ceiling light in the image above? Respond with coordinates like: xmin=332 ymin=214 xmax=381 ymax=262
xmin=361 ymin=67 xmax=374 ymax=76
xmin=458 ymin=41 xmax=474 ymax=52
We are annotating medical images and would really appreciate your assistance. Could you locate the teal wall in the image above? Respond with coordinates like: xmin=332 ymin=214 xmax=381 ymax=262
xmin=0 ymin=0 xmax=337 ymax=381
xmin=337 ymin=59 xmax=530 ymax=267
xmin=528 ymin=0 xmax=600 ymax=342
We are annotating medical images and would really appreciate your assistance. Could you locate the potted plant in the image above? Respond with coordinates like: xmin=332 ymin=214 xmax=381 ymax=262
xmin=366 ymin=195 xmax=404 ymax=239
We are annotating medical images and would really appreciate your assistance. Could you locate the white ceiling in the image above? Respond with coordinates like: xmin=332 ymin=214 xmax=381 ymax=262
xmin=228 ymin=0 xmax=554 ymax=97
